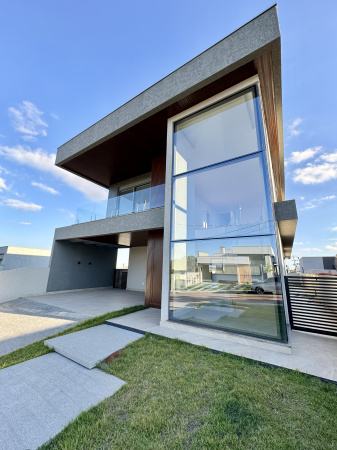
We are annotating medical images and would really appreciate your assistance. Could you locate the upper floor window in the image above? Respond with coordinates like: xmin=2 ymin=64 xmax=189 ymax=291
xmin=173 ymin=86 xmax=264 ymax=176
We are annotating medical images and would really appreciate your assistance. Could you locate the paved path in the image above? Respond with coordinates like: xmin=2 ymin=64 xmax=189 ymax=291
xmin=0 ymin=353 xmax=125 ymax=450
xmin=0 ymin=298 xmax=89 ymax=357
xmin=45 ymin=324 xmax=143 ymax=368
xmin=0 ymin=288 xmax=144 ymax=357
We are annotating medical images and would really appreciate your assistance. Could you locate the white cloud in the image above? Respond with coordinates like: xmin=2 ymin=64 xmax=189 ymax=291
xmin=299 ymin=196 xmax=305 ymax=200
xmin=0 ymin=177 xmax=10 ymax=192
xmin=19 ymin=222 xmax=31 ymax=225
xmin=2 ymin=199 xmax=42 ymax=211
xmin=320 ymin=195 xmax=336 ymax=201
xmin=0 ymin=145 xmax=107 ymax=201
xmin=300 ymin=195 xmax=336 ymax=211
xmin=325 ymin=242 xmax=337 ymax=251
xmin=8 ymin=101 xmax=48 ymax=141
xmin=0 ymin=165 xmax=10 ymax=175
xmin=332 ymin=227 xmax=337 ymax=231
xmin=288 ymin=146 xmax=321 ymax=164
xmin=288 ymin=118 xmax=303 ymax=137
xmin=294 ymin=162 xmax=337 ymax=184
xmin=300 ymin=204 xmax=316 ymax=211
xmin=301 ymin=248 xmax=322 ymax=252
xmin=294 ymin=242 xmax=304 ymax=245
xmin=320 ymin=151 xmax=337 ymax=163
xmin=31 ymin=181 xmax=59 ymax=195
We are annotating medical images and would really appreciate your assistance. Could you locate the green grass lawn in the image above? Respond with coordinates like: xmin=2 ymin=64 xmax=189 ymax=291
xmin=0 ymin=305 xmax=147 ymax=370
xmin=39 ymin=333 xmax=337 ymax=450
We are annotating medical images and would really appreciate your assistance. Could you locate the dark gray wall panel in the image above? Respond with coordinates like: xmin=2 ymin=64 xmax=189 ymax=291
xmin=47 ymin=241 xmax=117 ymax=292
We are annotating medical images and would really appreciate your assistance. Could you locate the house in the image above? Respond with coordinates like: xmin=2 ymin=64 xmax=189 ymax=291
xmin=300 ymin=256 xmax=337 ymax=274
xmin=0 ymin=246 xmax=51 ymax=271
xmin=47 ymin=6 xmax=298 ymax=347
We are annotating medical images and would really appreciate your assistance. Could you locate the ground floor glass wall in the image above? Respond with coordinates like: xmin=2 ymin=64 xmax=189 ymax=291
xmin=169 ymin=235 xmax=287 ymax=342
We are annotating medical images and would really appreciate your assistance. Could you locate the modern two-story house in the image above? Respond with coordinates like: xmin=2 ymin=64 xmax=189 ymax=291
xmin=47 ymin=6 xmax=297 ymax=347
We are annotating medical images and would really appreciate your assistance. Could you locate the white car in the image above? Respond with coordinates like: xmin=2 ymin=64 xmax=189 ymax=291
xmin=251 ymin=278 xmax=282 ymax=295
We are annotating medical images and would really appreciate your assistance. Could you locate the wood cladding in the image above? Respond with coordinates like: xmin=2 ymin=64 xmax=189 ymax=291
xmin=254 ymin=53 xmax=283 ymax=202
xmin=151 ymin=154 xmax=166 ymax=187
xmin=145 ymin=229 xmax=163 ymax=308
xmin=63 ymin=62 xmax=257 ymax=188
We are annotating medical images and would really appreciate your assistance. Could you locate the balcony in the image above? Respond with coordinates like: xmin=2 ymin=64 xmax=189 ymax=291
xmin=76 ymin=184 xmax=165 ymax=224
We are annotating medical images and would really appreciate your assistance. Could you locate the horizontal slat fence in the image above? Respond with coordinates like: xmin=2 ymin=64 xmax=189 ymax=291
xmin=285 ymin=275 xmax=337 ymax=336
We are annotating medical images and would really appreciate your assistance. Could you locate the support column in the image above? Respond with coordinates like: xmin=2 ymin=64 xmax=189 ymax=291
xmin=145 ymin=229 xmax=163 ymax=308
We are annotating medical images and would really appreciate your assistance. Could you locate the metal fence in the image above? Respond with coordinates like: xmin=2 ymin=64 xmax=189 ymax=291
xmin=284 ymin=275 xmax=337 ymax=336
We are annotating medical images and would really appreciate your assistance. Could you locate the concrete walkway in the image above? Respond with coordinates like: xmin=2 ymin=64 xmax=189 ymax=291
xmin=45 ymin=325 xmax=143 ymax=369
xmin=0 ymin=288 xmax=144 ymax=357
xmin=28 ymin=288 xmax=144 ymax=316
xmin=0 ymin=353 xmax=125 ymax=450
xmin=107 ymin=308 xmax=337 ymax=382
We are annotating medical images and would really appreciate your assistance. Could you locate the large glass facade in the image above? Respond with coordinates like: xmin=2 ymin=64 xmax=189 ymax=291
xmin=169 ymin=85 xmax=288 ymax=343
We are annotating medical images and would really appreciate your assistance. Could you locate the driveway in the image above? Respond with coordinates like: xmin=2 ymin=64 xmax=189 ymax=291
xmin=0 ymin=288 xmax=144 ymax=357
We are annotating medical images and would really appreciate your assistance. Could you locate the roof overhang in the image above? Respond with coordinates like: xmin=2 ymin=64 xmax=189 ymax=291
xmin=56 ymin=5 xmax=284 ymax=198
xmin=274 ymin=200 xmax=298 ymax=259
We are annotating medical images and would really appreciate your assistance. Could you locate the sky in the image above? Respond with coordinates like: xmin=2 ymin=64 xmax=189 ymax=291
xmin=0 ymin=0 xmax=337 ymax=264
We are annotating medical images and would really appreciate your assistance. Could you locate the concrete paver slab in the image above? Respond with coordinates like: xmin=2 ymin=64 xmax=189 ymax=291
xmin=0 ymin=353 xmax=125 ymax=450
xmin=45 ymin=324 xmax=143 ymax=369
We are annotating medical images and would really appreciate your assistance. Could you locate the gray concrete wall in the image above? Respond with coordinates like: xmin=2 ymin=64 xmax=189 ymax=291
xmin=55 ymin=207 xmax=164 ymax=241
xmin=126 ymin=247 xmax=147 ymax=291
xmin=1 ymin=254 xmax=50 ymax=271
xmin=47 ymin=241 xmax=117 ymax=292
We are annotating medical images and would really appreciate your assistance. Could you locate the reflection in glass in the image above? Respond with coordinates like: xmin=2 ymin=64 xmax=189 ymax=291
xmin=172 ymin=153 xmax=274 ymax=241
xmin=173 ymin=87 xmax=264 ymax=175
xmin=134 ymin=183 xmax=151 ymax=212
xmin=169 ymin=236 xmax=287 ymax=342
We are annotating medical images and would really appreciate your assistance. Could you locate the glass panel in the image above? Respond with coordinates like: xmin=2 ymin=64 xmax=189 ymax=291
xmin=173 ymin=87 xmax=264 ymax=175
xmin=75 ymin=184 xmax=165 ymax=224
xmin=117 ymin=188 xmax=134 ymax=216
xmin=172 ymin=153 xmax=274 ymax=241
xmin=134 ymin=183 xmax=151 ymax=212
xmin=169 ymin=236 xmax=287 ymax=342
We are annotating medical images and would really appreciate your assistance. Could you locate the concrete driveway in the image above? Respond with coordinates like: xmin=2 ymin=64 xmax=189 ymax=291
xmin=0 ymin=288 xmax=144 ymax=357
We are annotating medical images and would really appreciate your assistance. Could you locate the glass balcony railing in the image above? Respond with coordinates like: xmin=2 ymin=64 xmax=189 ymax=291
xmin=75 ymin=183 xmax=165 ymax=224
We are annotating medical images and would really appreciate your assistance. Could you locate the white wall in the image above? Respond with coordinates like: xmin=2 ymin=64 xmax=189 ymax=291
xmin=127 ymin=247 xmax=147 ymax=291
xmin=300 ymin=257 xmax=324 ymax=274
xmin=0 ymin=267 xmax=49 ymax=303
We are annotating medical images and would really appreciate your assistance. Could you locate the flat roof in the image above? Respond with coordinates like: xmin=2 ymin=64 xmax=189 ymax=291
xmin=56 ymin=5 xmax=283 ymax=195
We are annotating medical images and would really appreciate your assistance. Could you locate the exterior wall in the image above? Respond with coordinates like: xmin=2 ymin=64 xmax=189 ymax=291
xmin=126 ymin=246 xmax=147 ymax=291
xmin=0 ymin=267 xmax=49 ymax=303
xmin=300 ymin=257 xmax=324 ymax=274
xmin=47 ymin=241 xmax=117 ymax=292
xmin=0 ymin=246 xmax=50 ymax=271
xmin=1 ymin=254 xmax=50 ymax=271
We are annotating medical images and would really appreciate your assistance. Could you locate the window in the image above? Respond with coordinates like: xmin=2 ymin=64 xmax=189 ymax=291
xmin=117 ymin=183 xmax=151 ymax=215
xmin=169 ymin=84 xmax=288 ymax=343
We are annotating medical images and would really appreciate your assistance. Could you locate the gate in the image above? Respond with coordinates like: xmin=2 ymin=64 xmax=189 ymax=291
xmin=284 ymin=275 xmax=337 ymax=336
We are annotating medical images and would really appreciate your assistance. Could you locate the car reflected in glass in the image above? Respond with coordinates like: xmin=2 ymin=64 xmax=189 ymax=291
xmin=251 ymin=277 xmax=282 ymax=295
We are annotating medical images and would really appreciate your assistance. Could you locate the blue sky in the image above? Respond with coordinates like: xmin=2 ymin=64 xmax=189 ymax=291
xmin=0 ymin=0 xmax=337 ymax=263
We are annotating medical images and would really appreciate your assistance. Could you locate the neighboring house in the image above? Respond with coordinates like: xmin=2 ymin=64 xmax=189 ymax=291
xmin=300 ymin=256 xmax=337 ymax=274
xmin=47 ymin=6 xmax=298 ymax=346
xmin=0 ymin=246 xmax=51 ymax=271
